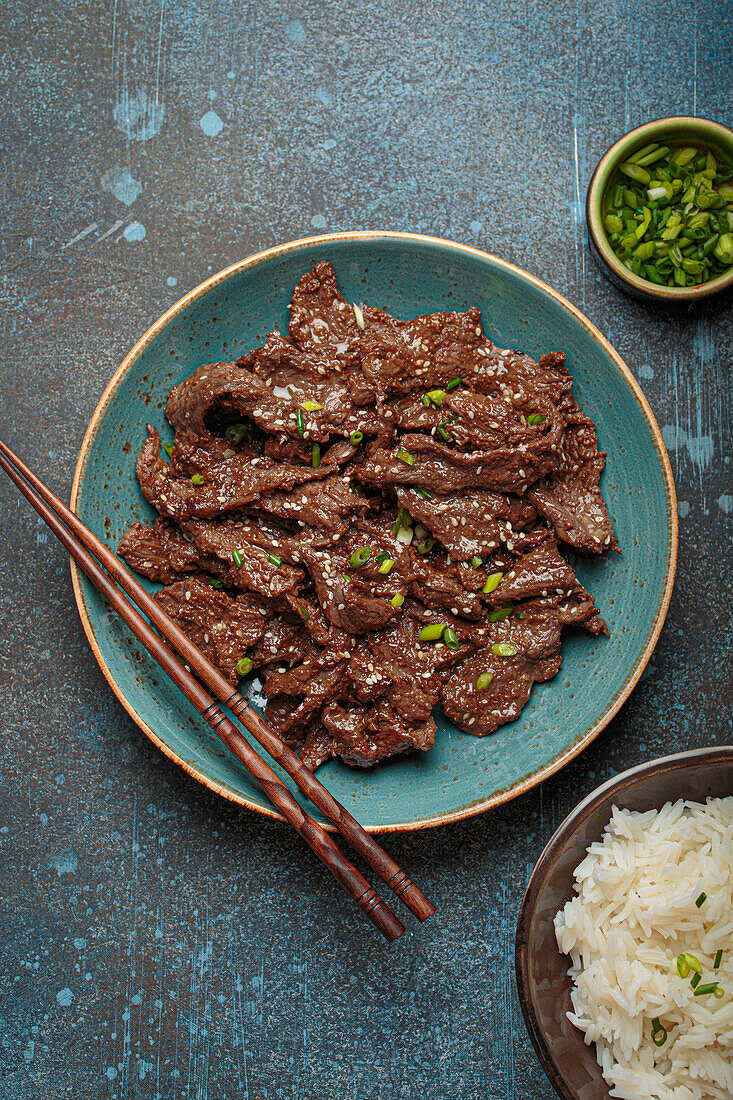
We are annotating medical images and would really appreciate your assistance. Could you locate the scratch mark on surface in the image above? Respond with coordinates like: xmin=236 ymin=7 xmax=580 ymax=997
xmin=154 ymin=0 xmax=165 ymax=111
xmin=61 ymin=223 xmax=99 ymax=251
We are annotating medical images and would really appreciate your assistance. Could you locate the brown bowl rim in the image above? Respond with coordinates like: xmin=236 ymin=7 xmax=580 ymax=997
xmin=586 ymin=115 xmax=733 ymax=303
xmin=515 ymin=744 xmax=733 ymax=1099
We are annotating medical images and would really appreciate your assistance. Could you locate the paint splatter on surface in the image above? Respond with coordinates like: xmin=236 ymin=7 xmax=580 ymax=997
xmin=199 ymin=110 xmax=224 ymax=137
xmin=101 ymin=167 xmax=143 ymax=207
xmin=0 ymin=0 xmax=731 ymax=1097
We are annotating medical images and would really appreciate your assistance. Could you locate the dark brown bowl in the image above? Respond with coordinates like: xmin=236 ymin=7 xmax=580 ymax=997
xmin=515 ymin=746 xmax=733 ymax=1099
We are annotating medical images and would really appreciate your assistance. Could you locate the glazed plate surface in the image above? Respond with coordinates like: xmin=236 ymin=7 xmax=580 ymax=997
xmin=71 ymin=232 xmax=677 ymax=831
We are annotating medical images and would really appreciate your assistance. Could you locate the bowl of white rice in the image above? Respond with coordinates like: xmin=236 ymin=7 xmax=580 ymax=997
xmin=515 ymin=746 xmax=733 ymax=1100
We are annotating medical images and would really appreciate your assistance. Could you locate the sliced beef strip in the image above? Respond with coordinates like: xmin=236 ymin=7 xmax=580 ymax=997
xmin=301 ymin=699 xmax=436 ymax=770
xmin=262 ymin=644 xmax=351 ymax=735
xmin=407 ymin=553 xmax=484 ymax=620
xmin=154 ymin=578 xmax=268 ymax=684
xmin=165 ymin=359 xmax=278 ymax=441
xmin=288 ymin=261 xmax=363 ymax=371
xmin=394 ymin=486 xmax=541 ymax=562
xmin=355 ymin=428 xmax=559 ymax=496
xmin=137 ymin=425 xmax=334 ymax=520
xmin=118 ymin=518 xmax=232 ymax=585
xmin=249 ymin=619 xmax=310 ymax=671
xmin=439 ymin=604 xmax=566 ymax=735
xmin=244 ymin=330 xmax=383 ymax=439
xmin=358 ymin=304 xmax=487 ymax=401
xmin=486 ymin=539 xmax=609 ymax=635
xmin=255 ymin=474 xmax=369 ymax=538
xmin=472 ymin=345 xmax=573 ymax=408
xmin=300 ymin=543 xmax=404 ymax=634
xmin=527 ymin=394 xmax=617 ymax=554
xmin=180 ymin=517 xmax=304 ymax=598
xmin=441 ymin=645 xmax=562 ymax=737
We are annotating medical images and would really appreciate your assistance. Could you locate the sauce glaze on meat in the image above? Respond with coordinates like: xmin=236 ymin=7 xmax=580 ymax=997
xmin=119 ymin=262 xmax=616 ymax=770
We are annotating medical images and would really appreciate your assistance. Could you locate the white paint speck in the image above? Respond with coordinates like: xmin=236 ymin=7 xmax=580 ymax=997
xmin=208 ymin=88 xmax=217 ymax=100
xmin=200 ymin=110 xmax=224 ymax=137
xmin=717 ymin=494 xmax=733 ymax=514
xmin=167 ymin=276 xmax=178 ymax=286
xmin=100 ymin=166 xmax=142 ymax=206
xmin=311 ymin=214 xmax=327 ymax=229
xmin=56 ymin=988 xmax=74 ymax=1007
xmin=678 ymin=500 xmax=690 ymax=518
xmin=123 ymin=221 xmax=146 ymax=242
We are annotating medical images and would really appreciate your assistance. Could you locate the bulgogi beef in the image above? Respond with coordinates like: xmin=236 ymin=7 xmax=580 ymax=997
xmin=119 ymin=262 xmax=616 ymax=769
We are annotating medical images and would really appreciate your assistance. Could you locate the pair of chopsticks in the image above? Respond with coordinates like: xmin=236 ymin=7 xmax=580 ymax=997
xmin=0 ymin=437 xmax=436 ymax=942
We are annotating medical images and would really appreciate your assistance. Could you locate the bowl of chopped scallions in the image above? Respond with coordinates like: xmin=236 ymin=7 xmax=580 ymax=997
xmin=587 ymin=116 xmax=733 ymax=302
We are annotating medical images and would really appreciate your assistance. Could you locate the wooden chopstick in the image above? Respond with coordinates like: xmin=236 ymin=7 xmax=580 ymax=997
xmin=0 ymin=436 xmax=436 ymax=929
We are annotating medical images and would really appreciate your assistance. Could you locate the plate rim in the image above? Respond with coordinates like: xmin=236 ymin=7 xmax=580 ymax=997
xmin=70 ymin=230 xmax=679 ymax=833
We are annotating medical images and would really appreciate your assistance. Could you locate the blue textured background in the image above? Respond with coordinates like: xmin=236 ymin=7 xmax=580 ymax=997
xmin=0 ymin=2 xmax=730 ymax=1097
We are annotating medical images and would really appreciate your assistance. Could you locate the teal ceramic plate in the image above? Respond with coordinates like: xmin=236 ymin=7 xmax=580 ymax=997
xmin=71 ymin=233 xmax=677 ymax=832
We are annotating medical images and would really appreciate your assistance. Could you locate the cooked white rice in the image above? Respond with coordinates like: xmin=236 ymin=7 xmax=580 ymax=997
xmin=554 ymin=797 xmax=733 ymax=1100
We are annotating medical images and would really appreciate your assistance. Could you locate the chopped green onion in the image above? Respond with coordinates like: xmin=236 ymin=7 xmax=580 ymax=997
xmin=422 ymin=393 xmax=431 ymax=407
xmin=225 ymin=423 xmax=248 ymax=444
xmin=268 ymin=553 xmax=282 ymax=566
xmin=427 ymin=388 xmax=447 ymax=405
xmin=695 ymin=891 xmax=707 ymax=908
xmin=491 ymin=642 xmax=517 ymax=657
xmin=353 ymin=303 xmax=365 ymax=330
xmin=297 ymin=606 xmax=309 ymax=621
xmin=311 ymin=443 xmax=321 ymax=468
xmin=677 ymin=953 xmax=703 ymax=979
xmin=300 ymin=399 xmax=323 ymax=411
xmin=526 ymin=413 xmax=546 ymax=425
xmin=713 ymin=986 xmax=725 ymax=999
xmin=223 ymin=448 xmax=235 ymax=459
xmin=414 ymin=487 xmax=433 ymax=499
xmin=651 ymin=1018 xmax=667 ymax=1047
xmin=714 ymin=950 xmax=723 ymax=970
xmin=191 ymin=473 xmax=205 ymax=485
xmin=489 ymin=605 xmax=514 ymax=622
xmin=471 ymin=556 xmax=482 ymax=568
xmin=417 ymin=539 xmax=434 ymax=555
xmin=236 ymin=657 xmax=253 ymax=676
xmin=418 ymin=623 xmax=447 ymax=642
xmin=296 ymin=409 xmax=305 ymax=435
xmin=713 ymin=232 xmax=733 ymax=264
xmin=694 ymin=982 xmax=720 ymax=997
xmin=377 ymin=557 xmax=395 ymax=575
xmin=390 ymin=593 xmax=404 ymax=608
xmin=397 ymin=449 xmax=414 ymax=466
xmin=341 ymin=573 xmax=351 ymax=583
xmin=350 ymin=546 xmax=371 ymax=568
xmin=691 ymin=972 xmax=702 ymax=989
xmin=619 ymin=161 xmax=651 ymax=184
xmin=476 ymin=672 xmax=494 ymax=691
xmin=349 ymin=431 xmax=363 ymax=445
xmin=375 ymin=551 xmax=390 ymax=565
xmin=206 ymin=577 xmax=223 ymax=589
xmin=163 ymin=442 xmax=174 ymax=457
xmin=232 ymin=548 xmax=243 ymax=567
xmin=482 ymin=571 xmax=503 ymax=594
xmin=444 ymin=627 xmax=459 ymax=651
xmin=438 ymin=425 xmax=450 ymax=442
xmin=445 ymin=376 xmax=461 ymax=391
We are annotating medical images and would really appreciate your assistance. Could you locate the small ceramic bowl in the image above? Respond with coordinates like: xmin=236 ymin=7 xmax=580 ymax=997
xmin=515 ymin=745 xmax=733 ymax=1100
xmin=587 ymin=116 xmax=733 ymax=303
